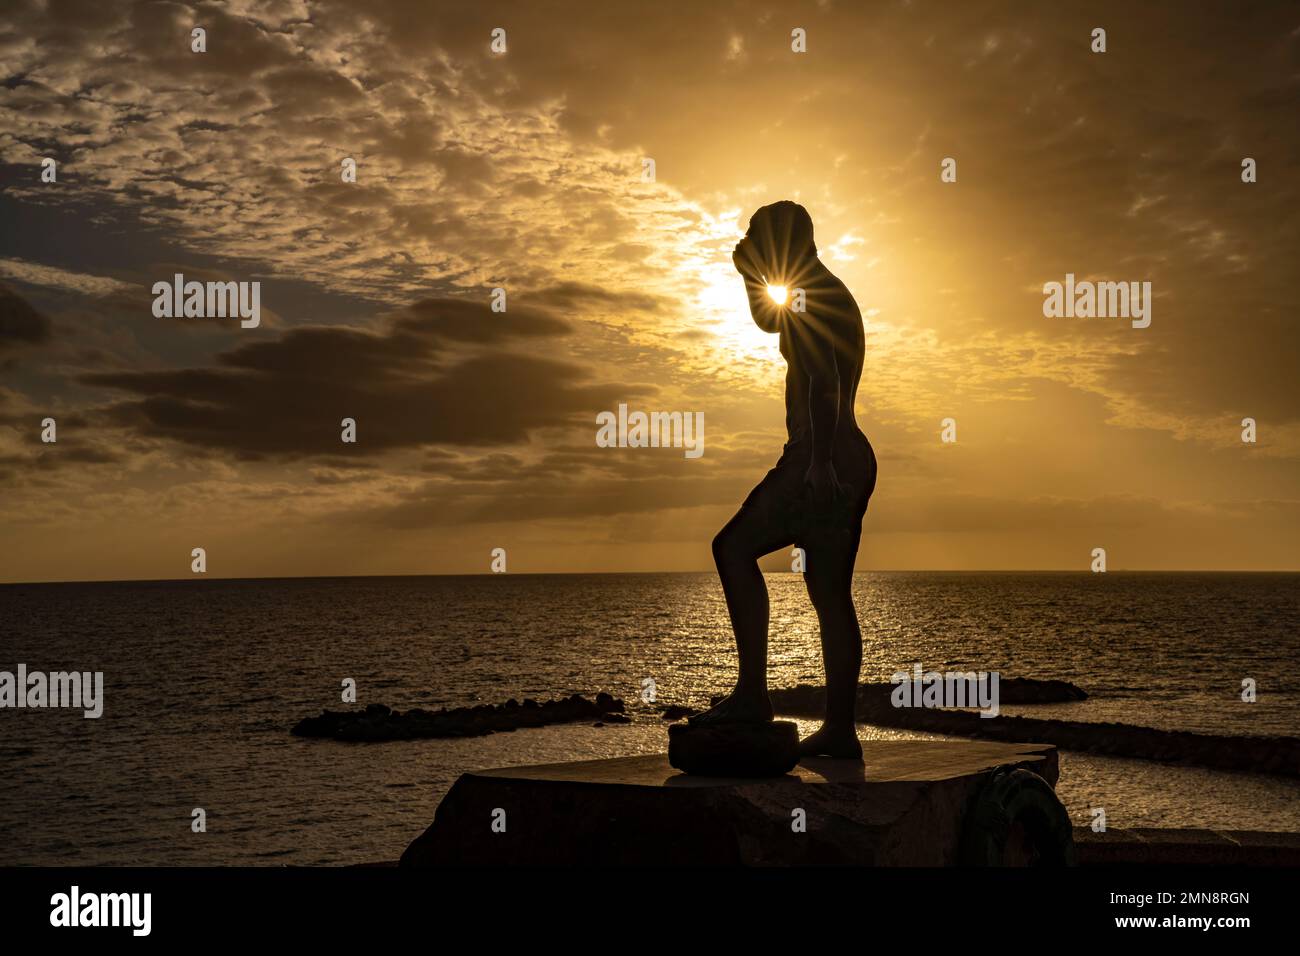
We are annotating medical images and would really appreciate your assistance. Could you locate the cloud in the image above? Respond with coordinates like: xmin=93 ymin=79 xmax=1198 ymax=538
xmin=0 ymin=259 xmax=133 ymax=297
xmin=0 ymin=0 xmax=1297 ymax=578
xmin=78 ymin=296 xmax=641 ymax=458
xmin=0 ymin=283 xmax=51 ymax=349
xmin=528 ymin=281 xmax=670 ymax=315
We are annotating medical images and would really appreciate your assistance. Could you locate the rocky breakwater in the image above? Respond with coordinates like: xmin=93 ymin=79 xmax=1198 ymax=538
xmin=767 ymin=681 xmax=1300 ymax=777
xmin=292 ymin=693 xmax=628 ymax=742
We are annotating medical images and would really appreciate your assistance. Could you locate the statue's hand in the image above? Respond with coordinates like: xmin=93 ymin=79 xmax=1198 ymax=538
xmin=732 ymin=238 xmax=761 ymax=279
xmin=803 ymin=460 xmax=845 ymax=508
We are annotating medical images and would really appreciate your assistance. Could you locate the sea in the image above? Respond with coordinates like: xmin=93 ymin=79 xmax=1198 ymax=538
xmin=1 ymin=571 xmax=1297 ymax=865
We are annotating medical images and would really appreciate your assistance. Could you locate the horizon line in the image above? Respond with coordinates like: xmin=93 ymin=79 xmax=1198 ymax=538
xmin=3 ymin=568 xmax=1298 ymax=587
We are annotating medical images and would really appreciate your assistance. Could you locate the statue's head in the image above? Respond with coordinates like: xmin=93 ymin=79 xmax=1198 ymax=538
xmin=744 ymin=201 xmax=817 ymax=280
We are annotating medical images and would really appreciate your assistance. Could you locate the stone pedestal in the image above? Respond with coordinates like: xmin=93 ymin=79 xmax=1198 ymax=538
xmin=401 ymin=739 xmax=1059 ymax=866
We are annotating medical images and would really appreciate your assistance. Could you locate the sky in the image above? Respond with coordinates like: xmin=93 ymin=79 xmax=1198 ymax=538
xmin=0 ymin=0 xmax=1297 ymax=582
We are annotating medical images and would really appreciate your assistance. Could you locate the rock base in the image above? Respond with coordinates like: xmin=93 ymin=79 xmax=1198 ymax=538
xmin=401 ymin=739 xmax=1060 ymax=866
xmin=1075 ymin=827 xmax=1300 ymax=866
xmin=667 ymin=720 xmax=800 ymax=777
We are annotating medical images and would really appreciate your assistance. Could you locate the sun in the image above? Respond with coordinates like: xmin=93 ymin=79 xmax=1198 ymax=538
xmin=766 ymin=284 xmax=788 ymax=305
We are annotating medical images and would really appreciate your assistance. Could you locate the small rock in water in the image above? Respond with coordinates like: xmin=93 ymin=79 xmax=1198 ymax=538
xmin=667 ymin=720 xmax=800 ymax=777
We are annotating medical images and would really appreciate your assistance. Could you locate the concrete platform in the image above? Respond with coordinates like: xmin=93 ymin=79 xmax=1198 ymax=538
xmin=1074 ymin=827 xmax=1300 ymax=866
xmin=401 ymin=739 xmax=1059 ymax=866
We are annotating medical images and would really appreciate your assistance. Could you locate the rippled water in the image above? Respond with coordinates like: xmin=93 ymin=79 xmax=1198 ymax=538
xmin=1 ymin=572 xmax=1297 ymax=864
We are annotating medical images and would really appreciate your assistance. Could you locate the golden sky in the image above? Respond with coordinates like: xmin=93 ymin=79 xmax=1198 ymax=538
xmin=1 ymin=0 xmax=1297 ymax=581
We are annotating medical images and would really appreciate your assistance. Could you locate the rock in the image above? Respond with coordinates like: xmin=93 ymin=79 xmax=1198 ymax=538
xmin=291 ymin=692 xmax=627 ymax=742
xmin=401 ymin=741 xmax=1062 ymax=866
xmin=761 ymin=682 xmax=1300 ymax=777
xmin=1074 ymin=827 xmax=1300 ymax=866
xmin=667 ymin=720 xmax=799 ymax=777
xmin=660 ymin=704 xmax=697 ymax=720
xmin=764 ymin=677 xmax=1089 ymax=722
xmin=996 ymin=677 xmax=1089 ymax=703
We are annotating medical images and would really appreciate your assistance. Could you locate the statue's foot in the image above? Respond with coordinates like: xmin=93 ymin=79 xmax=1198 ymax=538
xmin=797 ymin=723 xmax=863 ymax=759
xmin=687 ymin=689 xmax=773 ymax=725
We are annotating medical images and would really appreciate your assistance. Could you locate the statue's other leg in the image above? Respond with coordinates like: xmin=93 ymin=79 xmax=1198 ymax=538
xmin=797 ymin=516 xmax=865 ymax=757
xmin=690 ymin=472 xmax=795 ymax=725
xmin=798 ymin=436 xmax=875 ymax=759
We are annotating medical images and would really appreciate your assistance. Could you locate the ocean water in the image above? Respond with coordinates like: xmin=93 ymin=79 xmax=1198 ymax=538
xmin=1 ymin=571 xmax=1297 ymax=865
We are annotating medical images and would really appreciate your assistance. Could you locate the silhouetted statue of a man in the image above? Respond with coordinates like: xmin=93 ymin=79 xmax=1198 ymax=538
xmin=693 ymin=201 xmax=876 ymax=759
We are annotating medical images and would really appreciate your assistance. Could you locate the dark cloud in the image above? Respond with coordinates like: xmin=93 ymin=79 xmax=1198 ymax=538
xmin=0 ymin=284 xmax=52 ymax=349
xmin=528 ymin=281 xmax=669 ymax=314
xmin=78 ymin=296 xmax=636 ymax=458
xmin=361 ymin=466 xmax=742 ymax=529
